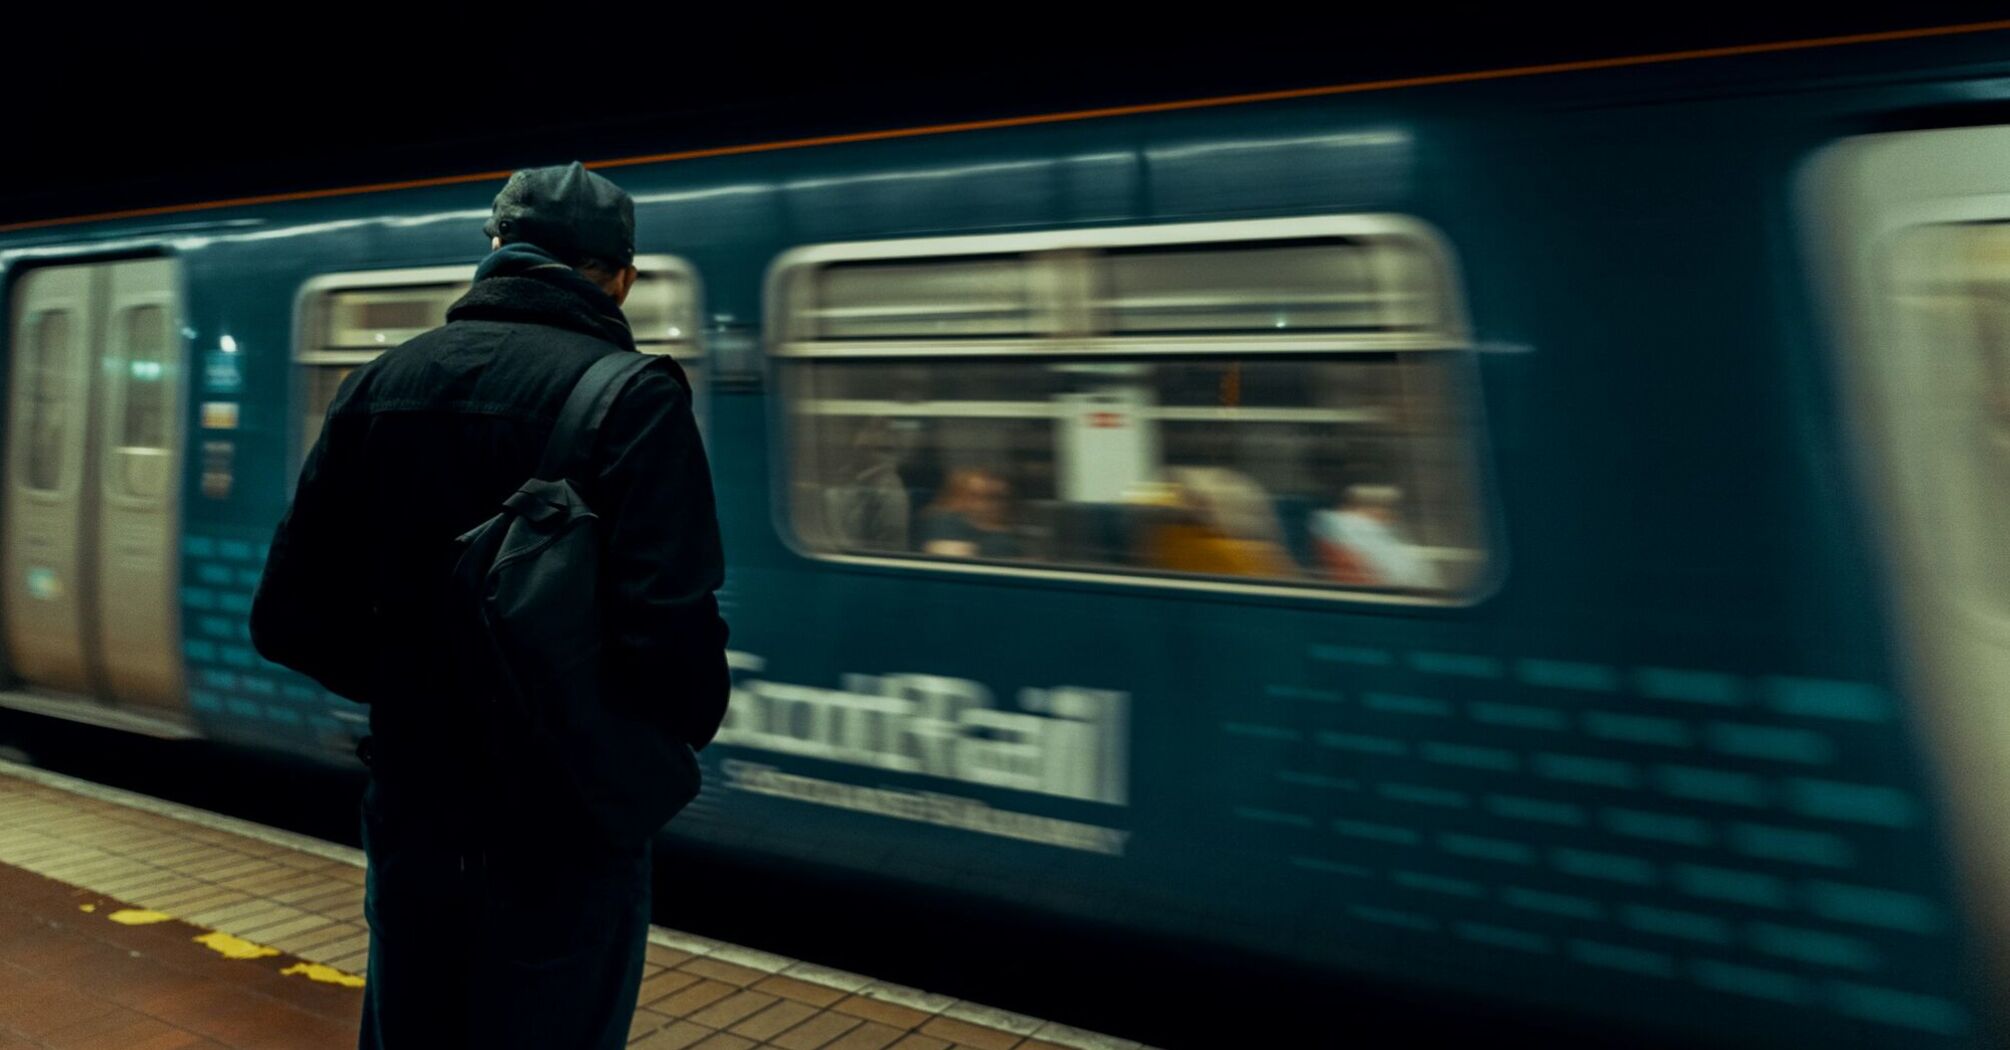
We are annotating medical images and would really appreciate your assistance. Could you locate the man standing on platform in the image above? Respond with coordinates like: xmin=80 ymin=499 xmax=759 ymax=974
xmin=251 ymin=162 xmax=730 ymax=1049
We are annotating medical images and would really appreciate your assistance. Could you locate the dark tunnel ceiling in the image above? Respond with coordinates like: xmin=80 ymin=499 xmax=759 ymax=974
xmin=3 ymin=9 xmax=2006 ymax=226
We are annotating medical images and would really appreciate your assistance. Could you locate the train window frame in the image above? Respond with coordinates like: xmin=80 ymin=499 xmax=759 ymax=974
xmin=291 ymin=255 xmax=706 ymax=467
xmin=1870 ymin=210 xmax=2010 ymax=636
xmin=103 ymin=300 xmax=177 ymax=505
xmin=20 ymin=307 xmax=78 ymax=495
xmin=765 ymin=214 xmax=1497 ymax=607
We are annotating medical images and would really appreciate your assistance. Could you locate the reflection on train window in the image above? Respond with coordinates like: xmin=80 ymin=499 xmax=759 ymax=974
xmin=111 ymin=305 xmax=171 ymax=499
xmin=775 ymin=218 xmax=1488 ymax=598
xmin=295 ymin=262 xmax=702 ymax=455
xmin=118 ymin=307 xmax=170 ymax=450
xmin=26 ymin=311 xmax=74 ymax=492
xmin=1888 ymin=221 xmax=2010 ymax=613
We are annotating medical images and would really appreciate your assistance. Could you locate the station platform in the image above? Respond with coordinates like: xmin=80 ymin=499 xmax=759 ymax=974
xmin=0 ymin=760 xmax=1149 ymax=1050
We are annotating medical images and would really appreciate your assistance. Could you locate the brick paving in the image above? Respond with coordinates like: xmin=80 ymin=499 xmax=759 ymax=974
xmin=0 ymin=861 xmax=355 ymax=1048
xmin=0 ymin=763 xmax=1149 ymax=1049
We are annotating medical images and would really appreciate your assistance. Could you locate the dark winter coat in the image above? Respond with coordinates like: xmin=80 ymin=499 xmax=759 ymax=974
xmin=250 ymin=245 xmax=730 ymax=793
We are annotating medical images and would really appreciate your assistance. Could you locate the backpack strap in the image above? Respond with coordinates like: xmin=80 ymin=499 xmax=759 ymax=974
xmin=534 ymin=351 xmax=659 ymax=482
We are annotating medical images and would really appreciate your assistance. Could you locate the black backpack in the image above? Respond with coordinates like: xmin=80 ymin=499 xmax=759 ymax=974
xmin=450 ymin=350 xmax=700 ymax=851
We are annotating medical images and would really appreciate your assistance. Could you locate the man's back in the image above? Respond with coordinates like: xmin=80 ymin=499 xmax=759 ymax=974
xmin=253 ymin=290 xmax=729 ymax=780
xmin=323 ymin=319 xmax=613 ymax=702
xmin=249 ymin=169 xmax=731 ymax=1046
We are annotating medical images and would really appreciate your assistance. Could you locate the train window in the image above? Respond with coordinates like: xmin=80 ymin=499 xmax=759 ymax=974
xmin=789 ymin=255 xmax=1045 ymax=341
xmin=117 ymin=306 xmax=170 ymax=450
xmin=1887 ymin=220 xmax=2010 ymax=614
xmin=623 ymin=265 xmax=701 ymax=351
xmin=109 ymin=305 xmax=172 ymax=499
xmin=321 ymin=285 xmax=466 ymax=351
xmin=1099 ymin=239 xmax=1444 ymax=334
xmin=300 ymin=365 xmax=360 ymax=455
xmin=24 ymin=311 xmax=74 ymax=492
xmin=772 ymin=216 xmax=1490 ymax=600
xmin=297 ymin=276 xmax=469 ymax=453
xmin=294 ymin=258 xmax=703 ymax=454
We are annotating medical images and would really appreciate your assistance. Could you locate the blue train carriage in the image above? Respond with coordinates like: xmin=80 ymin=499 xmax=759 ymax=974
xmin=0 ymin=23 xmax=2006 ymax=1049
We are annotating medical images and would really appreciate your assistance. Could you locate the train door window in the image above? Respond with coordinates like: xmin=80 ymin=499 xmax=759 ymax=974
xmin=771 ymin=216 xmax=1490 ymax=601
xmin=295 ymin=257 xmax=703 ymax=457
xmin=108 ymin=304 xmax=172 ymax=499
xmin=24 ymin=310 xmax=75 ymax=492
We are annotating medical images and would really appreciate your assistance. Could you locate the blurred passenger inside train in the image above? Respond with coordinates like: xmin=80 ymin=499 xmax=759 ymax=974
xmin=917 ymin=466 xmax=1021 ymax=559
xmin=1310 ymin=481 xmax=1441 ymax=589
xmin=1136 ymin=467 xmax=1295 ymax=578
xmin=821 ymin=417 xmax=911 ymax=552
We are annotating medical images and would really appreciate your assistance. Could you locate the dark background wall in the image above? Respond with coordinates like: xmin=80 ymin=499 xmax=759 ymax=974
xmin=6 ymin=8 xmax=2007 ymax=227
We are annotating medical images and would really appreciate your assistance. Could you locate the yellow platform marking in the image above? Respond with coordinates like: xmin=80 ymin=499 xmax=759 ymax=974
xmin=85 ymin=899 xmax=364 ymax=986
xmin=194 ymin=930 xmax=280 ymax=960
xmin=78 ymin=895 xmax=361 ymax=985
xmin=106 ymin=909 xmax=172 ymax=926
xmin=282 ymin=962 xmax=366 ymax=988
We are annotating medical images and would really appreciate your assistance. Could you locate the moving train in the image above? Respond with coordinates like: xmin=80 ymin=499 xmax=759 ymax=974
xmin=3 ymin=21 xmax=2008 ymax=1048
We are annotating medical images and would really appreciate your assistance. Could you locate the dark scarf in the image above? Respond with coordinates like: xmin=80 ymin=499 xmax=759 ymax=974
xmin=447 ymin=242 xmax=637 ymax=352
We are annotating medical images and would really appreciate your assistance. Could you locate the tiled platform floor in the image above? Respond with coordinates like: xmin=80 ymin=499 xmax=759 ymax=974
xmin=0 ymin=860 xmax=357 ymax=1048
xmin=0 ymin=761 xmax=1149 ymax=1050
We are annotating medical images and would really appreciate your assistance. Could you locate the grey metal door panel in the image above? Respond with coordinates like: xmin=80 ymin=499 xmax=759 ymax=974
xmin=5 ymin=265 xmax=95 ymax=693
xmin=97 ymin=259 xmax=183 ymax=710
xmin=3 ymin=258 xmax=185 ymax=717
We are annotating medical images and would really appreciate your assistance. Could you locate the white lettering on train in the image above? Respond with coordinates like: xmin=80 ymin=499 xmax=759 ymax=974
xmin=715 ymin=651 xmax=1129 ymax=806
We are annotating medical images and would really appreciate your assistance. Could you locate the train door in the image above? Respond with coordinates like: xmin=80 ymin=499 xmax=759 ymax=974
xmin=1810 ymin=126 xmax=2010 ymax=984
xmin=3 ymin=258 xmax=185 ymax=716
